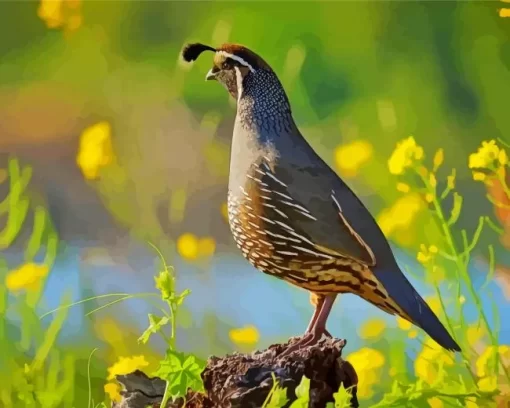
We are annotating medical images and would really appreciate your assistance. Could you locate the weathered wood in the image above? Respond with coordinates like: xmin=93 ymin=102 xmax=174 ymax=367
xmin=113 ymin=337 xmax=358 ymax=408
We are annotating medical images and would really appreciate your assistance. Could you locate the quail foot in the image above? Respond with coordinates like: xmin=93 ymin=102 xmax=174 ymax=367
xmin=181 ymin=42 xmax=461 ymax=356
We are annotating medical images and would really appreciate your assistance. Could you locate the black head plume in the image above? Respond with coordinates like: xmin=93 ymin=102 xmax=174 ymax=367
xmin=181 ymin=43 xmax=216 ymax=62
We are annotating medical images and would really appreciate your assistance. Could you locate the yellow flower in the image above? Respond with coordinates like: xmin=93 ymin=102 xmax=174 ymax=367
xmin=417 ymin=251 xmax=430 ymax=264
xmin=76 ymin=121 xmax=116 ymax=180
xmin=359 ymin=318 xmax=386 ymax=340
xmin=198 ymin=237 xmax=216 ymax=257
xmin=229 ymin=325 xmax=260 ymax=346
xmin=378 ymin=193 xmax=424 ymax=236
xmin=476 ymin=345 xmax=510 ymax=377
xmin=465 ymin=399 xmax=479 ymax=408
xmin=499 ymin=149 xmax=508 ymax=165
xmin=346 ymin=348 xmax=385 ymax=398
xmin=178 ymin=234 xmax=216 ymax=260
xmin=477 ymin=375 xmax=497 ymax=392
xmin=105 ymin=355 xmax=149 ymax=402
xmin=177 ymin=233 xmax=199 ymax=260
xmin=415 ymin=337 xmax=455 ymax=384
xmin=459 ymin=295 xmax=466 ymax=305
xmin=468 ymin=140 xmax=507 ymax=181
xmin=334 ymin=140 xmax=374 ymax=177
xmin=500 ymin=8 xmax=510 ymax=17
xmin=396 ymin=316 xmax=412 ymax=331
xmin=396 ymin=182 xmax=410 ymax=193
xmin=107 ymin=355 xmax=149 ymax=380
xmin=425 ymin=296 xmax=442 ymax=315
xmin=5 ymin=263 xmax=49 ymax=292
xmin=447 ymin=171 xmax=456 ymax=190
xmin=416 ymin=244 xmax=438 ymax=265
xmin=433 ymin=148 xmax=444 ymax=172
xmin=425 ymin=193 xmax=434 ymax=203
xmin=408 ymin=329 xmax=418 ymax=339
xmin=104 ymin=382 xmax=122 ymax=402
xmin=388 ymin=136 xmax=424 ymax=175
xmin=37 ymin=0 xmax=82 ymax=32
xmin=429 ymin=174 xmax=437 ymax=189
xmin=472 ymin=172 xmax=486 ymax=181
xmin=428 ymin=397 xmax=444 ymax=408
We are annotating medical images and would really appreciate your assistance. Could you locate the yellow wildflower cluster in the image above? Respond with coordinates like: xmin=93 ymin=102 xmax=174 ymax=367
xmin=334 ymin=140 xmax=374 ymax=178
xmin=396 ymin=316 xmax=418 ymax=339
xmin=425 ymin=296 xmax=442 ymax=315
xmin=228 ymin=324 xmax=260 ymax=346
xmin=104 ymin=355 xmax=149 ymax=402
xmin=76 ymin=121 xmax=116 ymax=181
xmin=415 ymin=337 xmax=455 ymax=384
xmin=177 ymin=233 xmax=216 ymax=261
xmin=468 ymin=140 xmax=508 ymax=181
xmin=5 ymin=263 xmax=49 ymax=292
xmin=417 ymin=244 xmax=438 ymax=264
xmin=475 ymin=345 xmax=510 ymax=392
xmin=388 ymin=136 xmax=424 ymax=175
xmin=432 ymin=148 xmax=444 ymax=172
xmin=466 ymin=324 xmax=486 ymax=348
xmin=359 ymin=318 xmax=386 ymax=340
xmin=346 ymin=348 xmax=385 ymax=398
xmin=37 ymin=0 xmax=82 ymax=33
xmin=377 ymin=193 xmax=424 ymax=238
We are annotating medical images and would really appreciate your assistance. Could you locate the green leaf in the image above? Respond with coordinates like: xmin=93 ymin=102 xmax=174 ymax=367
xmin=332 ymin=384 xmax=353 ymax=408
xmin=175 ymin=289 xmax=191 ymax=306
xmin=290 ymin=376 xmax=310 ymax=407
xmin=154 ymin=350 xmax=206 ymax=399
xmin=264 ymin=383 xmax=289 ymax=408
xmin=138 ymin=314 xmax=169 ymax=344
xmin=155 ymin=269 xmax=174 ymax=301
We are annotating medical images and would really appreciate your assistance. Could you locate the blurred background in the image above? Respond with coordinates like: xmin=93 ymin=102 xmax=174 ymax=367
xmin=1 ymin=0 xmax=510 ymax=406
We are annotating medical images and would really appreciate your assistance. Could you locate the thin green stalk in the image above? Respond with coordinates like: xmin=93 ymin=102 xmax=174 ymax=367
xmin=160 ymin=380 xmax=172 ymax=408
xmin=419 ymin=172 xmax=510 ymax=384
xmin=87 ymin=348 xmax=98 ymax=408
xmin=40 ymin=292 xmax=159 ymax=319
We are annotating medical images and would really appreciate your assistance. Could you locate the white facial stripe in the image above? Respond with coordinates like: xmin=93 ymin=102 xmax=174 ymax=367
xmin=234 ymin=66 xmax=243 ymax=103
xmin=218 ymin=51 xmax=255 ymax=73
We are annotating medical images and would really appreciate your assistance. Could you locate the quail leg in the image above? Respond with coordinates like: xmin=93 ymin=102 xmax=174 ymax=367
xmin=299 ymin=294 xmax=337 ymax=347
xmin=306 ymin=293 xmax=333 ymax=338
xmin=280 ymin=294 xmax=337 ymax=357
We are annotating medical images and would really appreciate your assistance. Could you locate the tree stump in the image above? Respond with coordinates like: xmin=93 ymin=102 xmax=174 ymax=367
xmin=113 ymin=337 xmax=358 ymax=408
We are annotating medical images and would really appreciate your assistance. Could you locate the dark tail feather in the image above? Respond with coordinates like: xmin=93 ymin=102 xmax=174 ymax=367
xmin=373 ymin=266 xmax=461 ymax=352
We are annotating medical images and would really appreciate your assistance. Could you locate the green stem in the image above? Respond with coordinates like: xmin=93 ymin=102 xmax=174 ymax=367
xmin=160 ymin=380 xmax=172 ymax=408
xmin=419 ymin=171 xmax=510 ymax=385
xmin=169 ymin=302 xmax=177 ymax=349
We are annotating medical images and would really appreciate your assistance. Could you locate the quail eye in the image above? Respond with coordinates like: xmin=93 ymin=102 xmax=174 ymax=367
xmin=221 ymin=61 xmax=231 ymax=70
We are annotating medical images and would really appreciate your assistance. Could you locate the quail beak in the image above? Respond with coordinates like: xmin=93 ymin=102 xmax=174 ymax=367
xmin=205 ymin=68 xmax=218 ymax=81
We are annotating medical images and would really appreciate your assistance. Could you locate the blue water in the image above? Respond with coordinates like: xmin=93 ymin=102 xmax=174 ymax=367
xmin=36 ymin=244 xmax=510 ymax=353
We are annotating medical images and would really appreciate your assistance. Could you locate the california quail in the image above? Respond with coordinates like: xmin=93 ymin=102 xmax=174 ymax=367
xmin=181 ymin=42 xmax=461 ymax=354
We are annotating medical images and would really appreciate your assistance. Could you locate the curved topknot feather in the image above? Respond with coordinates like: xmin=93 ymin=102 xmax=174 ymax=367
xmin=181 ymin=43 xmax=216 ymax=62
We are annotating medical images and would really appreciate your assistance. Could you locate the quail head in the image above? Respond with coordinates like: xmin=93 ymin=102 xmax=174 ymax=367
xmin=181 ymin=42 xmax=461 ymax=354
